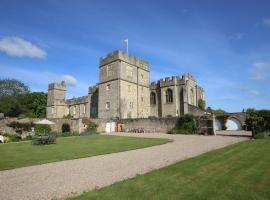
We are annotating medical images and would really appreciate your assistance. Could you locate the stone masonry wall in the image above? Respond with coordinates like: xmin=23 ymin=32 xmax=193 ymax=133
xmin=119 ymin=117 xmax=179 ymax=133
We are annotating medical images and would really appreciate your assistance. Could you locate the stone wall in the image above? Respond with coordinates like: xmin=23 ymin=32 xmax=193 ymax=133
xmin=118 ymin=117 xmax=179 ymax=133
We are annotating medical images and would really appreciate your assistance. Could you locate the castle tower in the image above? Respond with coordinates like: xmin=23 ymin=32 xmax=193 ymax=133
xmin=46 ymin=81 xmax=68 ymax=118
xmin=98 ymin=50 xmax=150 ymax=119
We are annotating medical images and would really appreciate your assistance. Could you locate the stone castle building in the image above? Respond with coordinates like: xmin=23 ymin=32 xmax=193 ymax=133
xmin=47 ymin=50 xmax=205 ymax=120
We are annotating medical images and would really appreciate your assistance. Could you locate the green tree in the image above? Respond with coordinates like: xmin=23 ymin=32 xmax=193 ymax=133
xmin=0 ymin=78 xmax=47 ymax=118
xmin=24 ymin=92 xmax=47 ymax=118
xmin=198 ymin=99 xmax=206 ymax=110
xmin=0 ymin=79 xmax=29 ymax=97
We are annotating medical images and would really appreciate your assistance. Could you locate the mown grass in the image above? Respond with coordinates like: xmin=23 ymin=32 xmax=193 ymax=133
xmin=71 ymin=138 xmax=270 ymax=200
xmin=0 ymin=135 xmax=170 ymax=170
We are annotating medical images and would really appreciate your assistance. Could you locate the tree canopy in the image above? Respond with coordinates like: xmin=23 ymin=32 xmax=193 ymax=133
xmin=0 ymin=79 xmax=47 ymax=118
xmin=0 ymin=79 xmax=30 ymax=97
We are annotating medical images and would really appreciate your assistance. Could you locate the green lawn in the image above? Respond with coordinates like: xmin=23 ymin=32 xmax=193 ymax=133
xmin=71 ymin=138 xmax=270 ymax=200
xmin=0 ymin=135 xmax=170 ymax=171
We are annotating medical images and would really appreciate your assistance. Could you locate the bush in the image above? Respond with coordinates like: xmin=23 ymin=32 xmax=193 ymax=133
xmin=86 ymin=121 xmax=98 ymax=132
xmin=4 ymin=136 xmax=10 ymax=143
xmin=246 ymin=108 xmax=270 ymax=137
xmin=7 ymin=121 xmax=33 ymax=135
xmin=49 ymin=131 xmax=79 ymax=138
xmin=34 ymin=124 xmax=51 ymax=134
xmin=32 ymin=135 xmax=56 ymax=145
xmin=168 ymin=114 xmax=197 ymax=134
xmin=3 ymin=134 xmax=21 ymax=142
xmin=62 ymin=123 xmax=71 ymax=133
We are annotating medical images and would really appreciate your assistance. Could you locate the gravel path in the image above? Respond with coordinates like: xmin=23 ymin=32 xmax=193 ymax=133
xmin=0 ymin=133 xmax=248 ymax=200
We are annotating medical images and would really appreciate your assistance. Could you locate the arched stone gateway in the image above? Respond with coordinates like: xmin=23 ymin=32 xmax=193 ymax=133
xmin=226 ymin=117 xmax=242 ymax=131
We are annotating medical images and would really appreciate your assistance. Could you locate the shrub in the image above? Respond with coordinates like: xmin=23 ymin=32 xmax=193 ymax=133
xmin=32 ymin=135 xmax=56 ymax=145
xmin=86 ymin=121 xmax=98 ymax=131
xmin=168 ymin=114 xmax=197 ymax=134
xmin=7 ymin=121 xmax=33 ymax=135
xmin=34 ymin=124 xmax=51 ymax=134
xmin=246 ymin=108 xmax=270 ymax=137
xmin=62 ymin=123 xmax=71 ymax=133
xmin=23 ymin=135 xmax=32 ymax=140
xmin=3 ymin=134 xmax=21 ymax=142
xmin=49 ymin=131 xmax=79 ymax=138
xmin=4 ymin=136 xmax=10 ymax=143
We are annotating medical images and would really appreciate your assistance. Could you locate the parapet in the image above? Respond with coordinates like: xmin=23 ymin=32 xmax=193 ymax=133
xmin=159 ymin=76 xmax=183 ymax=87
xmin=66 ymin=96 xmax=88 ymax=105
xmin=48 ymin=81 xmax=66 ymax=91
xmin=99 ymin=50 xmax=150 ymax=71
xmin=182 ymin=73 xmax=195 ymax=82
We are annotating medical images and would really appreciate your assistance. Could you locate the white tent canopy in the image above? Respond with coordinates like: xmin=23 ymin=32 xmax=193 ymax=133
xmin=34 ymin=119 xmax=55 ymax=125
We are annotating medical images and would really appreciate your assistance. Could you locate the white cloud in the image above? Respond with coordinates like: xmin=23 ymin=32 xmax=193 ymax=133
xmin=61 ymin=75 xmax=77 ymax=86
xmin=263 ymin=19 xmax=270 ymax=27
xmin=250 ymin=62 xmax=270 ymax=81
xmin=239 ymin=86 xmax=263 ymax=96
xmin=0 ymin=36 xmax=47 ymax=58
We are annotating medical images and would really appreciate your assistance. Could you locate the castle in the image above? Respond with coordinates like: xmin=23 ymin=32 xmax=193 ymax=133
xmin=47 ymin=50 xmax=205 ymax=120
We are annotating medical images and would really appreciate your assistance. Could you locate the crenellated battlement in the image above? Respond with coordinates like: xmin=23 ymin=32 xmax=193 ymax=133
xmin=159 ymin=76 xmax=182 ymax=87
xmin=99 ymin=50 xmax=149 ymax=71
xmin=48 ymin=81 xmax=66 ymax=91
xmin=66 ymin=96 xmax=88 ymax=105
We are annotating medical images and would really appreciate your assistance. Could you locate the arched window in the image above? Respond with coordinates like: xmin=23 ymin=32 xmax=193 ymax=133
xmin=166 ymin=89 xmax=173 ymax=103
xmin=150 ymin=92 xmax=156 ymax=105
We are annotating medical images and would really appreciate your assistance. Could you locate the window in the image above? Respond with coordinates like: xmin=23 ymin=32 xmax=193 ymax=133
xmin=130 ymin=102 xmax=133 ymax=109
xmin=106 ymin=84 xmax=111 ymax=91
xmin=150 ymin=92 xmax=156 ymax=105
xmin=126 ymin=65 xmax=133 ymax=77
xmin=106 ymin=102 xmax=110 ymax=110
xmin=141 ymin=74 xmax=144 ymax=79
xmin=141 ymin=97 xmax=144 ymax=102
xmin=83 ymin=104 xmax=86 ymax=114
xmin=165 ymin=89 xmax=173 ymax=103
xmin=107 ymin=65 xmax=113 ymax=76
xmin=141 ymin=86 xmax=143 ymax=92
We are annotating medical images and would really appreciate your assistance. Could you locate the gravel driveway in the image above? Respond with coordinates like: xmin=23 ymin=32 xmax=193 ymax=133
xmin=0 ymin=133 xmax=248 ymax=200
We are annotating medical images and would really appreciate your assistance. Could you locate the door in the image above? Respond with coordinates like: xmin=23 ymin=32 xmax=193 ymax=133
xmin=106 ymin=122 xmax=111 ymax=133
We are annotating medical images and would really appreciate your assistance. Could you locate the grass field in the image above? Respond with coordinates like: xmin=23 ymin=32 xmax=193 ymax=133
xmin=0 ymin=135 xmax=169 ymax=171
xmin=71 ymin=138 xmax=270 ymax=200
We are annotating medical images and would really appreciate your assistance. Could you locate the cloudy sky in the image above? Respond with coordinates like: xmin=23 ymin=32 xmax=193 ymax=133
xmin=0 ymin=0 xmax=270 ymax=112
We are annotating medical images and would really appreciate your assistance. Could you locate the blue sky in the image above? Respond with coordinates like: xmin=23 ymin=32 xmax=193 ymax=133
xmin=0 ymin=0 xmax=270 ymax=112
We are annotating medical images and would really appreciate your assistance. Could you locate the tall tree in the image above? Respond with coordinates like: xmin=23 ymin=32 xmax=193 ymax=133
xmin=0 ymin=79 xmax=30 ymax=97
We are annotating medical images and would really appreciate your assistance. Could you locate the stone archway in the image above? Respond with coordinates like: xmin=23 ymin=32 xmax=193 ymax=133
xmin=225 ymin=117 xmax=242 ymax=131
xmin=215 ymin=119 xmax=222 ymax=131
